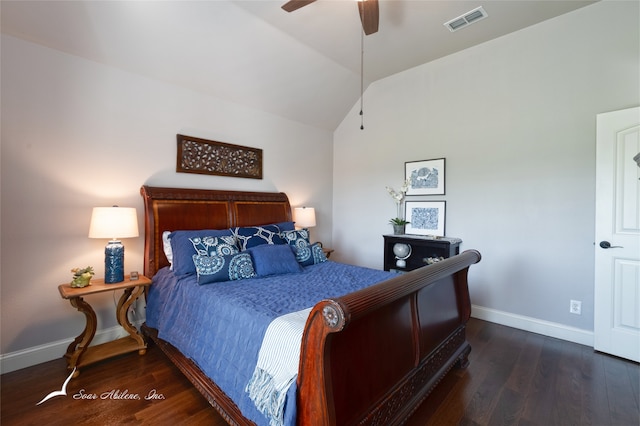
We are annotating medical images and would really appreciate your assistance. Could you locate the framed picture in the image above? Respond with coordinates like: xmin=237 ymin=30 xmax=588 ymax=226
xmin=405 ymin=158 xmax=445 ymax=195
xmin=405 ymin=201 xmax=446 ymax=236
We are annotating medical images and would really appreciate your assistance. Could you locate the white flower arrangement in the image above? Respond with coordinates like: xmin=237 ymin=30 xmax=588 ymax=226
xmin=385 ymin=179 xmax=410 ymax=224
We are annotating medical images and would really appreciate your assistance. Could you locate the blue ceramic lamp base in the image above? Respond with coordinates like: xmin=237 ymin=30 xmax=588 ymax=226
xmin=104 ymin=240 xmax=125 ymax=283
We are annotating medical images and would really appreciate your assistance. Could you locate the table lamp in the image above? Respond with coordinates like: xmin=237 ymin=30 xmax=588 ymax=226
xmin=88 ymin=206 xmax=139 ymax=283
xmin=293 ymin=207 xmax=316 ymax=229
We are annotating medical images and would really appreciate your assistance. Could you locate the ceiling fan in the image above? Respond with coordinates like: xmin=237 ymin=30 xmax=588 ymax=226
xmin=281 ymin=0 xmax=379 ymax=35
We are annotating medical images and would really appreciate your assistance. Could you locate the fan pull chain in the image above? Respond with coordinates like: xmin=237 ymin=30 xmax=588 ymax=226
xmin=360 ymin=29 xmax=364 ymax=130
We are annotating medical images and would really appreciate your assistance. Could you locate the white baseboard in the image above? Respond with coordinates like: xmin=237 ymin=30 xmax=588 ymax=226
xmin=1 ymin=307 xmax=594 ymax=374
xmin=471 ymin=304 xmax=594 ymax=347
xmin=0 ymin=320 xmax=145 ymax=375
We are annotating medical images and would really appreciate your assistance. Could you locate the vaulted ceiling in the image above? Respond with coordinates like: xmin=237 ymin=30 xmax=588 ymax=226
xmin=1 ymin=0 xmax=596 ymax=130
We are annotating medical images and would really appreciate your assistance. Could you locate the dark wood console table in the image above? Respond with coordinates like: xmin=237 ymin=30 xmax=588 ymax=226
xmin=383 ymin=234 xmax=462 ymax=272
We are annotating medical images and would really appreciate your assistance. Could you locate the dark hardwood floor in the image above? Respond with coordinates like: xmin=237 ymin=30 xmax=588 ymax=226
xmin=2 ymin=319 xmax=638 ymax=425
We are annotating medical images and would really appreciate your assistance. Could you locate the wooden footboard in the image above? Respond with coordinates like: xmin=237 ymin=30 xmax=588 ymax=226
xmin=297 ymin=249 xmax=481 ymax=425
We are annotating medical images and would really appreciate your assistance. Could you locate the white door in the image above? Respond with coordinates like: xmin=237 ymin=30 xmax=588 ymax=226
xmin=594 ymin=106 xmax=640 ymax=362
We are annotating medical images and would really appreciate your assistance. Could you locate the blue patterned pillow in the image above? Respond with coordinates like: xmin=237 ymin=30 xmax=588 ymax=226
xmin=232 ymin=225 xmax=286 ymax=251
xmin=193 ymin=252 xmax=256 ymax=285
xmin=248 ymin=244 xmax=302 ymax=276
xmin=281 ymin=229 xmax=325 ymax=265
xmin=280 ymin=229 xmax=310 ymax=252
xmin=294 ymin=242 xmax=328 ymax=266
xmin=169 ymin=229 xmax=236 ymax=276
xmin=189 ymin=235 xmax=238 ymax=257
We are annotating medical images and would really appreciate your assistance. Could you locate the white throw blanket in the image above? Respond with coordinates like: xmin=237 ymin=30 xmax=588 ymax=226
xmin=246 ymin=307 xmax=312 ymax=426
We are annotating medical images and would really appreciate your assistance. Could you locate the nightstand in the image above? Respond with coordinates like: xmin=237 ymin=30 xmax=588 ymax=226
xmin=322 ymin=247 xmax=334 ymax=258
xmin=58 ymin=274 xmax=152 ymax=376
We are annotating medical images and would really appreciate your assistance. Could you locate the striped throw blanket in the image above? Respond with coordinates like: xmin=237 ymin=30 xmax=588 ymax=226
xmin=246 ymin=307 xmax=312 ymax=426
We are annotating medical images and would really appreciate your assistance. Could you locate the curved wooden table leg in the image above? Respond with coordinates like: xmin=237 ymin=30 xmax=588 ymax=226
xmin=116 ymin=285 xmax=147 ymax=354
xmin=64 ymin=296 xmax=96 ymax=377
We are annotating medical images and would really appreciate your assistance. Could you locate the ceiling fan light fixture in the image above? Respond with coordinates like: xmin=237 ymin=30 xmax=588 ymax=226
xmin=444 ymin=6 xmax=488 ymax=32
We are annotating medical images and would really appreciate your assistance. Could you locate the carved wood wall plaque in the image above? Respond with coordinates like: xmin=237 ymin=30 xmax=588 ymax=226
xmin=176 ymin=134 xmax=263 ymax=179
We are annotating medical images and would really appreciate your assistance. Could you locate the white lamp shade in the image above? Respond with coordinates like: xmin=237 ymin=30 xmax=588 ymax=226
xmin=88 ymin=207 xmax=139 ymax=239
xmin=293 ymin=207 xmax=316 ymax=228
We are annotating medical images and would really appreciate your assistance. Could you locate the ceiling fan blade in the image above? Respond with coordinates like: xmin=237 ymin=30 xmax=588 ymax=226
xmin=282 ymin=0 xmax=317 ymax=13
xmin=357 ymin=0 xmax=379 ymax=35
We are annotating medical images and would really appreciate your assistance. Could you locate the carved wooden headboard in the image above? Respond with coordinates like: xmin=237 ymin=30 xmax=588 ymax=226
xmin=140 ymin=186 xmax=292 ymax=277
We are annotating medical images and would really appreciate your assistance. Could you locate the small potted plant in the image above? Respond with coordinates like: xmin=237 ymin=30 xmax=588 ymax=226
xmin=389 ymin=218 xmax=410 ymax=235
xmin=70 ymin=266 xmax=95 ymax=288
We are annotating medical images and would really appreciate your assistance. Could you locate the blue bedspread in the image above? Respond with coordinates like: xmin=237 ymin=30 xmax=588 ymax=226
xmin=145 ymin=261 xmax=393 ymax=426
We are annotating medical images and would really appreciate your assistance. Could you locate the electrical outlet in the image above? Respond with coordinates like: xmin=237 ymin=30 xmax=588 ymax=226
xmin=570 ymin=300 xmax=582 ymax=315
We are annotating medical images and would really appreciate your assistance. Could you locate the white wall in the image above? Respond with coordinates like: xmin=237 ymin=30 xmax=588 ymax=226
xmin=0 ymin=35 xmax=333 ymax=370
xmin=333 ymin=1 xmax=639 ymax=340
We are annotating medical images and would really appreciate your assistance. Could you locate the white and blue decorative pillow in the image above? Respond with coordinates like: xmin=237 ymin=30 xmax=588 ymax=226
xmin=169 ymin=229 xmax=237 ymax=276
xmin=189 ymin=235 xmax=238 ymax=257
xmin=296 ymin=242 xmax=328 ymax=266
xmin=193 ymin=252 xmax=256 ymax=285
xmin=232 ymin=225 xmax=286 ymax=251
xmin=280 ymin=229 xmax=326 ymax=266
xmin=162 ymin=231 xmax=173 ymax=269
xmin=248 ymin=244 xmax=302 ymax=277
xmin=280 ymin=229 xmax=310 ymax=251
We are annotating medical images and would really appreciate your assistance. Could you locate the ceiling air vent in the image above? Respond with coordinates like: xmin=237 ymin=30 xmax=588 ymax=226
xmin=444 ymin=6 xmax=488 ymax=32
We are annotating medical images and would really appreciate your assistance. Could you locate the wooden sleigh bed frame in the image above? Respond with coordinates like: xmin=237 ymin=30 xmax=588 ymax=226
xmin=140 ymin=185 xmax=481 ymax=425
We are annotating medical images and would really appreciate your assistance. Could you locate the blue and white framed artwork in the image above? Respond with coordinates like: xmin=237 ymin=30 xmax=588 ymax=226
xmin=405 ymin=201 xmax=446 ymax=237
xmin=405 ymin=158 xmax=445 ymax=195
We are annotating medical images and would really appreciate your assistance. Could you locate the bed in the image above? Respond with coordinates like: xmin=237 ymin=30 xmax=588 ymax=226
xmin=140 ymin=185 xmax=481 ymax=425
